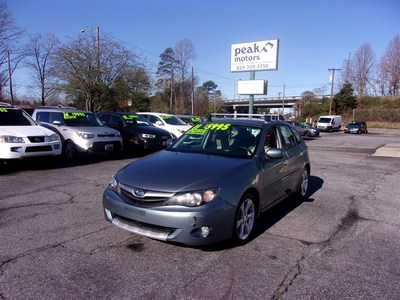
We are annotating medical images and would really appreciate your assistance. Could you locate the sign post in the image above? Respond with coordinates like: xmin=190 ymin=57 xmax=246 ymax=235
xmin=230 ymin=39 xmax=279 ymax=114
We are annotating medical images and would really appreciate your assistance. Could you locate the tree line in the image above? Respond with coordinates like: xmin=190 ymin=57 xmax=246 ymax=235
xmin=0 ymin=1 xmax=224 ymax=116
xmin=295 ymin=37 xmax=400 ymax=120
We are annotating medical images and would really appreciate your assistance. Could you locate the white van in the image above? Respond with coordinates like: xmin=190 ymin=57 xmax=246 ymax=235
xmin=316 ymin=115 xmax=342 ymax=132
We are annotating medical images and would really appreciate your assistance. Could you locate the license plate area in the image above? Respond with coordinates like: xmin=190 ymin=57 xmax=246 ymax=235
xmin=105 ymin=144 xmax=114 ymax=150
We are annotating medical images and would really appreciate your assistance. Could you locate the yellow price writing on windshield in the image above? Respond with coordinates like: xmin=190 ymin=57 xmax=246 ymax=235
xmin=204 ymin=123 xmax=231 ymax=131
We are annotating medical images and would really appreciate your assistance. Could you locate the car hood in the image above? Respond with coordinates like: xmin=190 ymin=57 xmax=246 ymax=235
xmin=127 ymin=125 xmax=170 ymax=136
xmin=0 ymin=125 xmax=57 ymax=137
xmin=63 ymin=125 xmax=119 ymax=135
xmin=117 ymin=150 xmax=250 ymax=192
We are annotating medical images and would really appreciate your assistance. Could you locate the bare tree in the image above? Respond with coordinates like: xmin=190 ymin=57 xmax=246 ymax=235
xmin=378 ymin=35 xmax=400 ymax=96
xmin=348 ymin=43 xmax=376 ymax=96
xmin=25 ymin=32 xmax=60 ymax=106
xmin=174 ymin=38 xmax=197 ymax=112
xmin=0 ymin=1 xmax=25 ymax=101
xmin=54 ymin=31 xmax=146 ymax=111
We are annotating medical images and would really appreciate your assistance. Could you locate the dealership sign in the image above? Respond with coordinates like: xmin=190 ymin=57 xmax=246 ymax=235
xmin=230 ymin=39 xmax=279 ymax=73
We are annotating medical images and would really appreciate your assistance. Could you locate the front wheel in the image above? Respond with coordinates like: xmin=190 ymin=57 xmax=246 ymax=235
xmin=233 ymin=193 xmax=257 ymax=246
xmin=64 ymin=141 xmax=77 ymax=159
xmin=296 ymin=167 xmax=309 ymax=199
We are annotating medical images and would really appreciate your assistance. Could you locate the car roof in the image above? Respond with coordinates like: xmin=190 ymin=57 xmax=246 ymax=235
xmin=207 ymin=117 xmax=283 ymax=128
xmin=34 ymin=106 xmax=92 ymax=113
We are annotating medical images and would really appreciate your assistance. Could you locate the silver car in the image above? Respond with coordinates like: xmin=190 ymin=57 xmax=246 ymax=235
xmin=103 ymin=117 xmax=311 ymax=246
xmin=33 ymin=107 xmax=123 ymax=159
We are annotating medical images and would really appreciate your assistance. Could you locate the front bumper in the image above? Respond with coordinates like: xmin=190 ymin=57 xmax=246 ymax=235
xmin=0 ymin=142 xmax=62 ymax=160
xmin=102 ymin=188 xmax=235 ymax=246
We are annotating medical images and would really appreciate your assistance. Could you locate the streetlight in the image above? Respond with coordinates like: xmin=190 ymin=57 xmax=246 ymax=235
xmin=81 ymin=26 xmax=100 ymax=72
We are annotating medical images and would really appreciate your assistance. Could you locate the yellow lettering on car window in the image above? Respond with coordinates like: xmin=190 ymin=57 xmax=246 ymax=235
xmin=63 ymin=112 xmax=86 ymax=119
xmin=123 ymin=115 xmax=138 ymax=120
xmin=160 ymin=116 xmax=172 ymax=119
xmin=204 ymin=123 xmax=231 ymax=131
xmin=0 ymin=108 xmax=8 ymax=113
xmin=186 ymin=124 xmax=207 ymax=135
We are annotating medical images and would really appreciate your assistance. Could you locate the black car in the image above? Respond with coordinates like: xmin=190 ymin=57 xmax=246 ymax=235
xmin=96 ymin=112 xmax=172 ymax=153
xmin=344 ymin=120 xmax=368 ymax=134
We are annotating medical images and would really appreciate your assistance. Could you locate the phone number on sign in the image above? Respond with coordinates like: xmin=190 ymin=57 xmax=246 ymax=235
xmin=235 ymin=64 xmax=269 ymax=71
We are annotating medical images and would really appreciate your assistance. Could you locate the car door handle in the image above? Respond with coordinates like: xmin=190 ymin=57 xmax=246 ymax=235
xmin=283 ymin=160 xmax=288 ymax=165
xmin=299 ymin=152 xmax=304 ymax=157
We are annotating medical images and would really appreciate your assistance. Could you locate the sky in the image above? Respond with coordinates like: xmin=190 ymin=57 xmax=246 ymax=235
xmin=5 ymin=0 xmax=400 ymax=101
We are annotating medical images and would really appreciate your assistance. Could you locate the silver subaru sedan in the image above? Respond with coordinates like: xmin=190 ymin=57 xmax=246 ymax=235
xmin=103 ymin=117 xmax=311 ymax=246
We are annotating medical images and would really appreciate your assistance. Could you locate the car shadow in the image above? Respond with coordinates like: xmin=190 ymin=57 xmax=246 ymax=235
xmin=199 ymin=175 xmax=324 ymax=252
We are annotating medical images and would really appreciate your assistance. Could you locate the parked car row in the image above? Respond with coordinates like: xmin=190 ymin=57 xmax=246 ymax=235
xmin=1 ymin=104 xmax=205 ymax=164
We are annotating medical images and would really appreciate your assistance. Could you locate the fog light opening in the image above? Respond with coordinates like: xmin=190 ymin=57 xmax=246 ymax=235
xmin=200 ymin=226 xmax=210 ymax=237
xmin=105 ymin=208 xmax=113 ymax=221
xmin=10 ymin=147 xmax=22 ymax=153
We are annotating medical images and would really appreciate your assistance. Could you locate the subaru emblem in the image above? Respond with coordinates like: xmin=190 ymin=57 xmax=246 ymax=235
xmin=133 ymin=189 xmax=145 ymax=198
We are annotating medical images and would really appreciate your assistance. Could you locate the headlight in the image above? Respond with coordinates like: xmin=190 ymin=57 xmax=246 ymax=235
xmin=47 ymin=134 xmax=60 ymax=142
xmin=142 ymin=133 xmax=155 ymax=138
xmin=167 ymin=188 xmax=219 ymax=207
xmin=76 ymin=131 xmax=95 ymax=139
xmin=108 ymin=175 xmax=118 ymax=192
xmin=0 ymin=136 xmax=25 ymax=143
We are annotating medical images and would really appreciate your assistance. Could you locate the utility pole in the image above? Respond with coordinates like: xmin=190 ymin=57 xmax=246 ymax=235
xmin=328 ymin=68 xmax=341 ymax=115
xmin=7 ymin=50 xmax=13 ymax=105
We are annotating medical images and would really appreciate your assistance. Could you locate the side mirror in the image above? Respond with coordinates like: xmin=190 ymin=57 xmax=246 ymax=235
xmin=264 ymin=148 xmax=284 ymax=159
xmin=53 ymin=120 xmax=62 ymax=125
xmin=155 ymin=120 xmax=163 ymax=126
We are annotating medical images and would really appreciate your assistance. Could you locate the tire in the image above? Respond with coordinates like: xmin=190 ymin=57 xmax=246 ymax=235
xmin=233 ymin=193 xmax=257 ymax=246
xmin=296 ymin=167 xmax=309 ymax=199
xmin=305 ymin=131 xmax=311 ymax=137
xmin=64 ymin=141 xmax=77 ymax=159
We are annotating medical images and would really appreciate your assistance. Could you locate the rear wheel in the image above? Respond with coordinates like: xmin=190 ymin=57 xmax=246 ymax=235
xmin=233 ymin=193 xmax=257 ymax=245
xmin=296 ymin=167 xmax=309 ymax=199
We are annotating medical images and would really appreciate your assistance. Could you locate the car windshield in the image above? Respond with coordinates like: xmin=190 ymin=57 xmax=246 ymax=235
xmin=161 ymin=115 xmax=187 ymax=125
xmin=348 ymin=121 xmax=361 ymax=125
xmin=62 ymin=112 xmax=103 ymax=127
xmin=0 ymin=108 xmax=37 ymax=126
xmin=169 ymin=123 xmax=261 ymax=158
xmin=318 ymin=117 xmax=331 ymax=123
xmin=122 ymin=114 xmax=152 ymax=126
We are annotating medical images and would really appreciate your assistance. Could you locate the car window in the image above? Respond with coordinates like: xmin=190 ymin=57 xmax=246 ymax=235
xmin=170 ymin=123 xmax=260 ymax=158
xmin=62 ymin=112 xmax=103 ymax=126
xmin=111 ymin=114 xmax=123 ymax=126
xmin=149 ymin=115 xmax=159 ymax=124
xmin=36 ymin=111 xmax=50 ymax=123
xmin=0 ymin=108 xmax=36 ymax=126
xmin=161 ymin=115 xmax=187 ymax=125
xmin=278 ymin=125 xmax=298 ymax=150
xmin=98 ymin=113 xmax=111 ymax=123
xmin=50 ymin=112 xmax=63 ymax=123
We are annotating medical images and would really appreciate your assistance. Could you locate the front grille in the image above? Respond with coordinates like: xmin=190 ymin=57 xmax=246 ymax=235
xmin=25 ymin=145 xmax=53 ymax=152
xmin=97 ymin=133 xmax=116 ymax=138
xmin=91 ymin=141 xmax=121 ymax=153
xmin=27 ymin=136 xmax=45 ymax=143
xmin=118 ymin=182 xmax=173 ymax=207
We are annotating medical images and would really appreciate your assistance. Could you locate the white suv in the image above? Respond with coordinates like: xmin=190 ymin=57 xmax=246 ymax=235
xmin=137 ymin=112 xmax=192 ymax=139
xmin=32 ymin=107 xmax=123 ymax=159
xmin=0 ymin=103 xmax=62 ymax=164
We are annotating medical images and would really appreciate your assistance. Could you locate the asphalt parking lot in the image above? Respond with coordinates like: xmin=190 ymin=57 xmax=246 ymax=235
xmin=1 ymin=131 xmax=400 ymax=299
